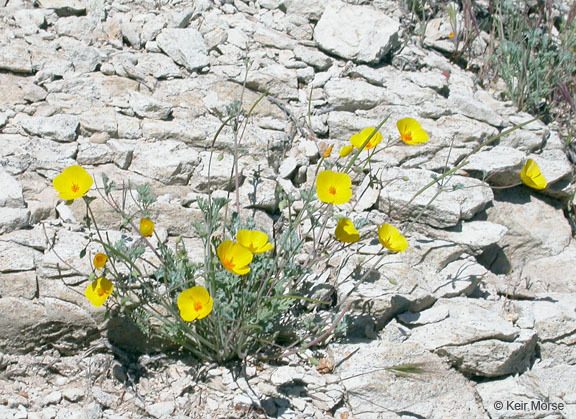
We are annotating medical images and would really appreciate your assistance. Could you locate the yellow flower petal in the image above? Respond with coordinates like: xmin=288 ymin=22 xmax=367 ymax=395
xmin=339 ymin=145 xmax=354 ymax=158
xmin=349 ymin=127 xmax=383 ymax=150
xmin=397 ymin=118 xmax=429 ymax=145
xmin=93 ymin=253 xmax=108 ymax=269
xmin=85 ymin=277 xmax=114 ymax=307
xmin=177 ymin=286 xmax=213 ymax=322
xmin=140 ymin=218 xmax=155 ymax=237
xmin=520 ymin=159 xmax=547 ymax=190
xmin=237 ymin=230 xmax=274 ymax=254
xmin=217 ymin=240 xmax=253 ymax=275
xmin=52 ymin=165 xmax=93 ymax=200
xmin=316 ymin=170 xmax=352 ymax=205
xmin=378 ymin=223 xmax=408 ymax=252
xmin=334 ymin=218 xmax=360 ymax=243
xmin=322 ymin=144 xmax=334 ymax=158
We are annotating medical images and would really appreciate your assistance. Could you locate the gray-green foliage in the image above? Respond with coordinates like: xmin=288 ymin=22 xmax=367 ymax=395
xmin=490 ymin=0 xmax=576 ymax=116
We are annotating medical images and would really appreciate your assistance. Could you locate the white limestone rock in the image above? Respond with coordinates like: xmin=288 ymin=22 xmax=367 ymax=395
xmin=0 ymin=208 xmax=30 ymax=234
xmin=431 ymin=220 xmax=508 ymax=256
xmin=156 ymin=28 xmax=210 ymax=71
xmin=0 ymin=42 xmax=33 ymax=73
xmin=36 ymin=0 xmax=86 ymax=16
xmin=129 ymin=92 xmax=172 ymax=120
xmin=377 ymin=168 xmax=494 ymax=228
xmin=0 ymin=297 xmax=99 ymax=355
xmin=464 ymin=146 xmax=525 ymax=186
xmin=449 ymin=93 xmax=504 ymax=127
xmin=130 ymin=140 xmax=201 ymax=185
xmin=324 ymin=78 xmax=386 ymax=111
xmin=332 ymin=341 xmax=486 ymax=418
xmin=314 ymin=1 xmax=400 ymax=64
xmin=13 ymin=9 xmax=46 ymax=30
xmin=135 ymin=53 xmax=182 ymax=79
xmin=0 ymin=169 xmax=25 ymax=208
xmin=21 ymin=114 xmax=79 ymax=143
xmin=0 ymin=241 xmax=39 ymax=272
xmin=402 ymin=298 xmax=536 ymax=377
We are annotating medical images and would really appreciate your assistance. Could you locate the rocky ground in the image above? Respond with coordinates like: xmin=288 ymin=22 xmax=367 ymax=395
xmin=1 ymin=0 xmax=575 ymax=418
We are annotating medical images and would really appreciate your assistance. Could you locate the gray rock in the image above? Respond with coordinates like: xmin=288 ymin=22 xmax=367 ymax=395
xmin=0 ymin=297 xmax=99 ymax=355
xmin=449 ymin=93 xmax=504 ymax=127
xmin=377 ymin=168 xmax=494 ymax=228
xmin=278 ymin=156 xmax=299 ymax=179
xmin=13 ymin=9 xmax=46 ymax=29
xmin=431 ymin=220 xmax=508 ymax=256
xmin=57 ymin=38 xmax=102 ymax=73
xmin=513 ymin=293 xmax=576 ymax=363
xmin=20 ymin=81 xmax=48 ymax=103
xmin=482 ymin=188 xmax=572 ymax=282
xmin=0 ymin=208 xmax=30 ymax=234
xmin=314 ymin=1 xmax=400 ymax=64
xmin=285 ymin=0 xmax=325 ymax=21
xmin=0 ymin=43 xmax=33 ymax=73
xmin=141 ymin=119 xmax=206 ymax=144
xmin=464 ymin=146 xmax=525 ymax=186
xmin=146 ymin=401 xmax=175 ymax=418
xmin=477 ymin=361 xmax=576 ymax=418
xmin=0 ymin=241 xmax=39 ymax=272
xmin=402 ymin=298 xmax=536 ymax=377
xmin=21 ymin=114 xmax=79 ymax=142
xmin=497 ymin=128 xmax=545 ymax=152
xmin=0 ymin=271 xmax=37 ymax=299
xmin=254 ymin=25 xmax=297 ymax=50
xmin=130 ymin=140 xmax=201 ymax=185
xmin=293 ymin=45 xmax=332 ymax=70
xmin=129 ymin=92 xmax=172 ymax=120
xmin=121 ymin=20 xmax=143 ymax=49
xmin=86 ymin=0 xmax=105 ymax=20
xmin=136 ymin=53 xmax=182 ymax=79
xmin=243 ymin=64 xmax=299 ymax=100
xmin=37 ymin=0 xmax=86 ymax=16
xmin=332 ymin=341 xmax=486 ymax=418
xmin=156 ymin=28 xmax=210 ymax=71
xmin=324 ymin=78 xmax=386 ymax=111
xmin=0 ymin=169 xmax=25 ymax=208
xmin=54 ymin=16 xmax=99 ymax=40
xmin=521 ymin=246 xmax=576 ymax=294
xmin=435 ymin=114 xmax=499 ymax=144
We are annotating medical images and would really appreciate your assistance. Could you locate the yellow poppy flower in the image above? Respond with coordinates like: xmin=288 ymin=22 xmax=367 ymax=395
xmin=140 ymin=218 xmax=154 ymax=237
xmin=397 ymin=118 xmax=429 ymax=145
xmin=93 ymin=253 xmax=108 ymax=269
xmin=339 ymin=145 xmax=354 ymax=158
xmin=52 ymin=165 xmax=93 ymax=200
xmin=378 ymin=223 xmax=408 ymax=253
xmin=237 ymin=230 xmax=274 ymax=254
xmin=85 ymin=277 xmax=114 ymax=307
xmin=316 ymin=170 xmax=352 ymax=205
xmin=349 ymin=127 xmax=383 ymax=150
xmin=334 ymin=218 xmax=360 ymax=243
xmin=520 ymin=159 xmax=547 ymax=190
xmin=217 ymin=240 xmax=253 ymax=275
xmin=177 ymin=286 xmax=213 ymax=322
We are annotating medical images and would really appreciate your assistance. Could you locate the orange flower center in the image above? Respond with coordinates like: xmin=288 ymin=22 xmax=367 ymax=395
xmin=71 ymin=183 xmax=80 ymax=193
xmin=193 ymin=301 xmax=203 ymax=312
xmin=402 ymin=132 xmax=412 ymax=143
xmin=328 ymin=186 xmax=337 ymax=195
xmin=97 ymin=287 xmax=106 ymax=297
xmin=223 ymin=258 xmax=235 ymax=270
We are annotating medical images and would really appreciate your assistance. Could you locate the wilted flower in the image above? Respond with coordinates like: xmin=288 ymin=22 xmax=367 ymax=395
xmin=520 ymin=159 xmax=547 ymax=190
xmin=378 ymin=223 xmax=408 ymax=252
xmin=316 ymin=170 xmax=352 ymax=205
xmin=85 ymin=277 xmax=114 ymax=307
xmin=237 ymin=230 xmax=274 ymax=254
xmin=140 ymin=218 xmax=154 ymax=237
xmin=334 ymin=218 xmax=360 ymax=243
xmin=217 ymin=240 xmax=253 ymax=275
xmin=350 ymin=127 xmax=383 ymax=150
xmin=322 ymin=144 xmax=334 ymax=158
xmin=52 ymin=165 xmax=93 ymax=200
xmin=177 ymin=286 xmax=213 ymax=322
xmin=93 ymin=253 xmax=108 ymax=270
xmin=397 ymin=118 xmax=429 ymax=145
xmin=339 ymin=145 xmax=354 ymax=158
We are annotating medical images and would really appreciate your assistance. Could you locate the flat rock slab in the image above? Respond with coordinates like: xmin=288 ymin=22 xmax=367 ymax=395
xmin=156 ymin=28 xmax=209 ymax=71
xmin=401 ymin=297 xmax=537 ymax=376
xmin=314 ymin=1 xmax=400 ymax=64
xmin=477 ymin=361 xmax=576 ymax=418
xmin=332 ymin=340 xmax=486 ymax=418
xmin=0 ymin=297 xmax=98 ymax=355
xmin=377 ymin=168 xmax=494 ymax=228
xmin=20 ymin=114 xmax=79 ymax=143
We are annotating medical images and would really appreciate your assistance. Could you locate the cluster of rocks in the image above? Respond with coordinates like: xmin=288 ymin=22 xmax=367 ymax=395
xmin=0 ymin=0 xmax=575 ymax=417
